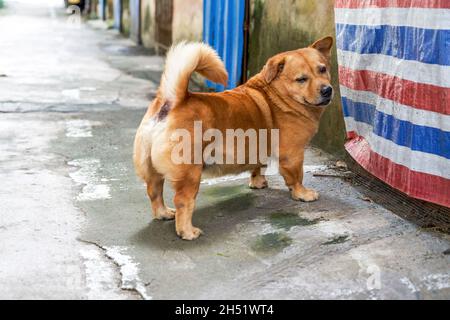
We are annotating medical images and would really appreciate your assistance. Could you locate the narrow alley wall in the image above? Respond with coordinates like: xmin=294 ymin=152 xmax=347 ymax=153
xmin=247 ymin=0 xmax=346 ymax=155
xmin=141 ymin=0 xmax=156 ymax=48
xmin=172 ymin=0 xmax=203 ymax=43
xmin=140 ymin=0 xmax=202 ymax=52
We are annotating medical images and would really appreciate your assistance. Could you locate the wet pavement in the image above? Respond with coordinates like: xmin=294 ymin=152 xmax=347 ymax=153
xmin=1 ymin=0 xmax=449 ymax=300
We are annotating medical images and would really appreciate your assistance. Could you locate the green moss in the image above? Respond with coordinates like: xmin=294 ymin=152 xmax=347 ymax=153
xmin=252 ymin=232 xmax=293 ymax=252
xmin=216 ymin=252 xmax=230 ymax=257
xmin=121 ymin=0 xmax=131 ymax=36
xmin=200 ymin=185 xmax=255 ymax=214
xmin=204 ymin=185 xmax=248 ymax=198
xmin=105 ymin=19 xmax=115 ymax=29
xmin=143 ymin=4 xmax=152 ymax=31
xmin=269 ymin=211 xmax=322 ymax=231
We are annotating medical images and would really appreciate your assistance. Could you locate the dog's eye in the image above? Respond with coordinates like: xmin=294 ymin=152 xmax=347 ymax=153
xmin=296 ymin=77 xmax=308 ymax=83
xmin=319 ymin=66 xmax=327 ymax=74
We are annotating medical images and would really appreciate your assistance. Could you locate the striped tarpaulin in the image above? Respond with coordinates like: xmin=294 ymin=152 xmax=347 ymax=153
xmin=334 ymin=0 xmax=450 ymax=207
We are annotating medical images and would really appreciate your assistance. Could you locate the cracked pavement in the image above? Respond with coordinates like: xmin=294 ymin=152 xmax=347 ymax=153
xmin=0 ymin=0 xmax=449 ymax=300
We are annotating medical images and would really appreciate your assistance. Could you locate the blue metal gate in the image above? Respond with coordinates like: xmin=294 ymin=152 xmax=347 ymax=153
xmin=203 ymin=0 xmax=246 ymax=91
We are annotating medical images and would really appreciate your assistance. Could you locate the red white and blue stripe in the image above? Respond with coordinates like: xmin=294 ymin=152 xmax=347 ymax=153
xmin=334 ymin=0 xmax=450 ymax=207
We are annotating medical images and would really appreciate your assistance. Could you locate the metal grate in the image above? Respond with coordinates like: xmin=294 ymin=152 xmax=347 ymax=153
xmin=346 ymin=155 xmax=450 ymax=234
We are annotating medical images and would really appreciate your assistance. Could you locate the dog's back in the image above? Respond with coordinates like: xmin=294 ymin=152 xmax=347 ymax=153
xmin=133 ymin=42 xmax=229 ymax=182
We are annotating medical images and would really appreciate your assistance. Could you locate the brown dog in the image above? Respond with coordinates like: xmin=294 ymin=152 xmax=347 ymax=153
xmin=134 ymin=36 xmax=334 ymax=240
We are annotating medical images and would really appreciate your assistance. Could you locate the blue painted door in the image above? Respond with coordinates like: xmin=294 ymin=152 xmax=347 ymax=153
xmin=203 ymin=0 xmax=246 ymax=91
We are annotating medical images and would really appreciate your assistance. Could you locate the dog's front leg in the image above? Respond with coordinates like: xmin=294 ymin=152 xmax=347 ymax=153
xmin=249 ymin=167 xmax=268 ymax=189
xmin=279 ymin=156 xmax=319 ymax=202
xmin=172 ymin=168 xmax=203 ymax=240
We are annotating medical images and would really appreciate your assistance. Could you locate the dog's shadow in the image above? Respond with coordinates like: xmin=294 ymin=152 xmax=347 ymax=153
xmin=130 ymin=184 xmax=299 ymax=250
xmin=130 ymin=181 xmax=344 ymax=251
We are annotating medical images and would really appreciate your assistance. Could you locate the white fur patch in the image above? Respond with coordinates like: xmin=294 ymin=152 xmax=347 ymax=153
xmin=138 ymin=117 xmax=168 ymax=169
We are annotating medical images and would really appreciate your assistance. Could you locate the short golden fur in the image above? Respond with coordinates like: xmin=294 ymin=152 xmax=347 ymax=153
xmin=134 ymin=37 xmax=334 ymax=240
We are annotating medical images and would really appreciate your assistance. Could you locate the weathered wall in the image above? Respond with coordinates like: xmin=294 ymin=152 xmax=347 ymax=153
xmin=88 ymin=0 xmax=99 ymax=19
xmin=139 ymin=0 xmax=202 ymax=50
xmin=121 ymin=0 xmax=130 ymax=36
xmin=247 ymin=0 xmax=346 ymax=155
xmin=106 ymin=0 xmax=114 ymax=20
xmin=141 ymin=0 xmax=156 ymax=48
xmin=172 ymin=0 xmax=203 ymax=43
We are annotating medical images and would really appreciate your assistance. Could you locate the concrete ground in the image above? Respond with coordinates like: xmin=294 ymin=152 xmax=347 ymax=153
xmin=0 ymin=0 xmax=449 ymax=300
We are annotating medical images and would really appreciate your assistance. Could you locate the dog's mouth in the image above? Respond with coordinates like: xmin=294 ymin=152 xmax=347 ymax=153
xmin=303 ymin=98 xmax=331 ymax=107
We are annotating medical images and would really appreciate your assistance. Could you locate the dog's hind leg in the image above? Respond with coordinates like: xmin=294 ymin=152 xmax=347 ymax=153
xmin=146 ymin=174 xmax=175 ymax=220
xmin=172 ymin=167 xmax=203 ymax=240
xmin=249 ymin=167 xmax=268 ymax=189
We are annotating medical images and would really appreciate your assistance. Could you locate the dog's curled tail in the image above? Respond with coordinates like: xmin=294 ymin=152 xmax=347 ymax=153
xmin=159 ymin=42 xmax=228 ymax=105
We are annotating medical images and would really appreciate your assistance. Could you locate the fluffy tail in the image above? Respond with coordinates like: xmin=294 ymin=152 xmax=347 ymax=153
xmin=159 ymin=42 xmax=228 ymax=105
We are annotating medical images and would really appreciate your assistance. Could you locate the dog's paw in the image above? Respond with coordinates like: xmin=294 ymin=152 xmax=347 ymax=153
xmin=249 ymin=175 xmax=268 ymax=189
xmin=177 ymin=226 xmax=203 ymax=241
xmin=291 ymin=188 xmax=319 ymax=202
xmin=154 ymin=207 xmax=176 ymax=220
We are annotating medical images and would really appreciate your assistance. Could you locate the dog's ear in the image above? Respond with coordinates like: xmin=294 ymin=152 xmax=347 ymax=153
xmin=263 ymin=55 xmax=286 ymax=84
xmin=310 ymin=36 xmax=333 ymax=60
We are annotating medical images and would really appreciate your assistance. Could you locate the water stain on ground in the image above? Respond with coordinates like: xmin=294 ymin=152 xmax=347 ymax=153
xmin=200 ymin=185 xmax=256 ymax=213
xmin=268 ymin=211 xmax=322 ymax=231
xmin=321 ymin=235 xmax=349 ymax=246
xmin=252 ymin=232 xmax=293 ymax=252
xmin=203 ymin=185 xmax=249 ymax=198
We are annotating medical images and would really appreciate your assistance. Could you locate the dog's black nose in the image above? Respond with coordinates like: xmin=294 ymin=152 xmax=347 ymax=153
xmin=320 ymin=85 xmax=333 ymax=98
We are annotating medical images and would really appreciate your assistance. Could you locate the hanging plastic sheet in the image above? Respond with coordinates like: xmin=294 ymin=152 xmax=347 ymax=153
xmin=334 ymin=0 xmax=450 ymax=207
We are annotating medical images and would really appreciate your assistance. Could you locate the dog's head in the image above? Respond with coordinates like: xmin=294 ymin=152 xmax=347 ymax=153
xmin=262 ymin=36 xmax=334 ymax=108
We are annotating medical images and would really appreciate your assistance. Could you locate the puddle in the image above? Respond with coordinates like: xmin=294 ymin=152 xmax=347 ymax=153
xmin=269 ymin=211 xmax=322 ymax=231
xmin=252 ymin=232 xmax=293 ymax=252
xmin=321 ymin=235 xmax=349 ymax=245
